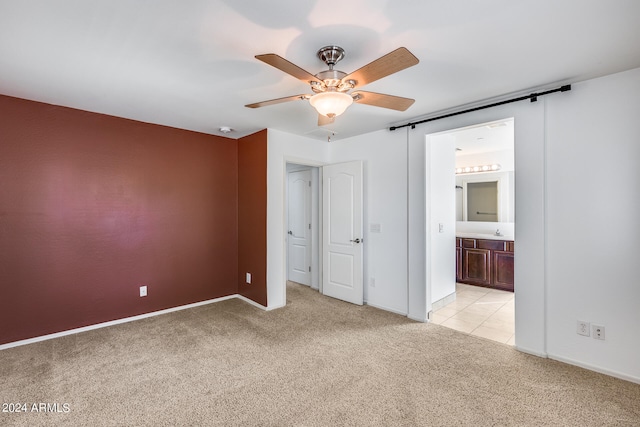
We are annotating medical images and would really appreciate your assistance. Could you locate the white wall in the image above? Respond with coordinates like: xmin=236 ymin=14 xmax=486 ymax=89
xmin=267 ymin=127 xmax=411 ymax=316
xmin=426 ymin=133 xmax=457 ymax=304
xmin=319 ymin=101 xmax=545 ymax=334
xmin=338 ymin=68 xmax=640 ymax=381
xmin=403 ymin=101 xmax=547 ymax=353
xmin=329 ymin=129 xmax=409 ymax=315
xmin=265 ymin=67 xmax=640 ymax=382
xmin=317 ymin=103 xmax=545 ymax=337
xmin=545 ymin=67 xmax=640 ymax=381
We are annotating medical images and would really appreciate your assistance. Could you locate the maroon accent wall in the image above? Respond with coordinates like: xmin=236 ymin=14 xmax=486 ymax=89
xmin=237 ymin=130 xmax=268 ymax=306
xmin=0 ymin=95 xmax=240 ymax=345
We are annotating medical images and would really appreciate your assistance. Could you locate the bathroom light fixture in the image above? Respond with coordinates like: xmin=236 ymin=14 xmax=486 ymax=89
xmin=309 ymin=91 xmax=353 ymax=118
xmin=219 ymin=126 xmax=233 ymax=134
xmin=455 ymin=164 xmax=501 ymax=174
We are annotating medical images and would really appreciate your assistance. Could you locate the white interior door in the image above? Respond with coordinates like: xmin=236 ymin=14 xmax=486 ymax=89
xmin=322 ymin=161 xmax=363 ymax=305
xmin=287 ymin=169 xmax=312 ymax=285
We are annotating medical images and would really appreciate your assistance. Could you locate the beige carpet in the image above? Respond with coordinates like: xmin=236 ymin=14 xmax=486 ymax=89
xmin=1 ymin=282 xmax=639 ymax=426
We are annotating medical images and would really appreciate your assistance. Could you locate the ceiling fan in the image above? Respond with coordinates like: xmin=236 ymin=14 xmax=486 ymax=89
xmin=245 ymin=46 xmax=419 ymax=126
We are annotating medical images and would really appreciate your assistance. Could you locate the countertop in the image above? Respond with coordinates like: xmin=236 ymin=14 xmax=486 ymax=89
xmin=456 ymin=232 xmax=514 ymax=241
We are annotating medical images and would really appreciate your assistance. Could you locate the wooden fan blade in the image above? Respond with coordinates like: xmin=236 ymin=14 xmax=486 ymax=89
xmin=245 ymin=94 xmax=310 ymax=109
xmin=318 ymin=114 xmax=335 ymax=127
xmin=256 ymin=54 xmax=324 ymax=84
xmin=352 ymin=91 xmax=415 ymax=111
xmin=343 ymin=47 xmax=419 ymax=88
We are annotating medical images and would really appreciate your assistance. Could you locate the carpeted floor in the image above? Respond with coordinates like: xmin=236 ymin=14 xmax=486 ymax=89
xmin=1 ymin=282 xmax=639 ymax=426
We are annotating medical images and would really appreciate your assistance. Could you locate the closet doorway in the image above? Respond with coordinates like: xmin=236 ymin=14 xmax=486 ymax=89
xmin=285 ymin=163 xmax=320 ymax=290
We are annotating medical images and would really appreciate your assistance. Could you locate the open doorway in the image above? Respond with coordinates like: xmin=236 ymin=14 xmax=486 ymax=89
xmin=284 ymin=160 xmax=364 ymax=305
xmin=427 ymin=118 xmax=515 ymax=345
xmin=285 ymin=163 xmax=320 ymax=290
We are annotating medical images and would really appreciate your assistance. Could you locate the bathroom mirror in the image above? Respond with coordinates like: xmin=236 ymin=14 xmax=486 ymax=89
xmin=456 ymin=171 xmax=514 ymax=223
xmin=467 ymin=181 xmax=498 ymax=222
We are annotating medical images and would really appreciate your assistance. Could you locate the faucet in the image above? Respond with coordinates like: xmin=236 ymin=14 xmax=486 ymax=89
xmin=495 ymin=229 xmax=503 ymax=236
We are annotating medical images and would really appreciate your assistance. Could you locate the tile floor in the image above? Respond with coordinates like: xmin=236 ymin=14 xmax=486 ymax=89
xmin=432 ymin=283 xmax=515 ymax=346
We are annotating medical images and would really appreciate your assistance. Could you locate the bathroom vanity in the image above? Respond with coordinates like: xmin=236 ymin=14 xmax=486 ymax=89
xmin=456 ymin=234 xmax=514 ymax=292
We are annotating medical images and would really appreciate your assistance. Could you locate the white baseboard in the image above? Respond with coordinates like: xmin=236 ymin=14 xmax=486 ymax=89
xmin=0 ymin=294 xmax=267 ymax=351
xmin=265 ymin=303 xmax=286 ymax=311
xmin=432 ymin=292 xmax=456 ymax=311
xmin=514 ymin=345 xmax=548 ymax=358
xmin=512 ymin=346 xmax=640 ymax=384
xmin=236 ymin=295 xmax=269 ymax=311
xmin=407 ymin=313 xmax=428 ymax=323
xmin=547 ymin=353 xmax=640 ymax=385
xmin=365 ymin=301 xmax=408 ymax=317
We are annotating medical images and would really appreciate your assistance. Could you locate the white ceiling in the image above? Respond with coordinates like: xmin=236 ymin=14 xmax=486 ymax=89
xmin=1 ymin=1 xmax=639 ymax=141
xmin=453 ymin=119 xmax=514 ymax=156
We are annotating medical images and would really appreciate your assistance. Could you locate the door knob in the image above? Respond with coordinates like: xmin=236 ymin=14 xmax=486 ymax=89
xmin=350 ymin=238 xmax=362 ymax=244
xmin=288 ymin=230 xmax=293 ymax=235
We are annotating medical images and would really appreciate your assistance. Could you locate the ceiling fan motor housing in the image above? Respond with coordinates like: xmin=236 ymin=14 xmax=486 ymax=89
xmin=312 ymin=69 xmax=349 ymax=93
xmin=317 ymin=46 xmax=345 ymax=67
xmin=313 ymin=46 xmax=354 ymax=93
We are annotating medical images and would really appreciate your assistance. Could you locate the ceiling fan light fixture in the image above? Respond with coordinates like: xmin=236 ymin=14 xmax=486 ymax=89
xmin=309 ymin=91 xmax=353 ymax=118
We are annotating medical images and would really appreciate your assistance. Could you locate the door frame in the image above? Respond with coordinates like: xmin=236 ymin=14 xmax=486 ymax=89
xmin=283 ymin=159 xmax=325 ymax=297
xmin=286 ymin=167 xmax=313 ymax=286
xmin=424 ymin=117 xmax=515 ymax=337
xmin=282 ymin=158 xmax=365 ymax=304
xmin=285 ymin=163 xmax=320 ymax=289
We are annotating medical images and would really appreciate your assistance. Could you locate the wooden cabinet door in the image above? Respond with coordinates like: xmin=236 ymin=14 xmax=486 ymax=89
xmin=456 ymin=247 xmax=463 ymax=282
xmin=462 ymin=248 xmax=491 ymax=286
xmin=493 ymin=251 xmax=514 ymax=291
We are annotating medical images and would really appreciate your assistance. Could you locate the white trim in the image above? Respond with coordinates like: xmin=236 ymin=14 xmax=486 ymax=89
xmin=281 ymin=156 xmax=328 ymax=308
xmin=408 ymin=313 xmax=429 ymax=323
xmin=542 ymin=97 xmax=550 ymax=358
xmin=0 ymin=294 xmax=267 ymax=350
xmin=235 ymin=295 xmax=270 ymax=311
xmin=264 ymin=302 xmax=286 ymax=311
xmin=514 ymin=345 xmax=548 ymax=358
xmin=365 ymin=301 xmax=407 ymax=317
xmin=432 ymin=292 xmax=456 ymax=311
xmin=285 ymin=166 xmax=320 ymax=288
xmin=548 ymin=353 xmax=640 ymax=385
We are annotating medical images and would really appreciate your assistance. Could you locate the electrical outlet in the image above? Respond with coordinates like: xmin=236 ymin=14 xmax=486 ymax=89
xmin=592 ymin=325 xmax=605 ymax=340
xmin=246 ymin=272 xmax=251 ymax=284
xmin=139 ymin=285 xmax=147 ymax=297
xmin=577 ymin=320 xmax=590 ymax=336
